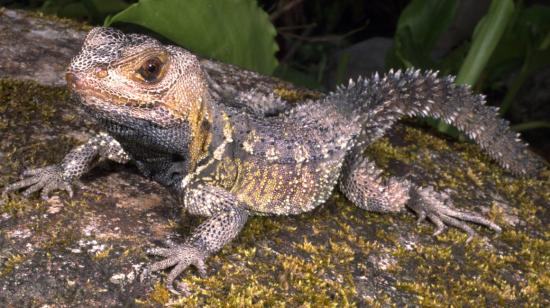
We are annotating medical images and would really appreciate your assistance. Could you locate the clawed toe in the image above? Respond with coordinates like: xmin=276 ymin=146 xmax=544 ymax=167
xmin=166 ymin=261 xmax=190 ymax=295
xmin=426 ymin=212 xmax=446 ymax=236
xmin=22 ymin=167 xmax=48 ymax=177
xmin=2 ymin=165 xmax=74 ymax=202
xmin=438 ymin=213 xmax=476 ymax=242
xmin=194 ymin=259 xmax=207 ymax=278
xmin=147 ymin=247 xmax=172 ymax=257
xmin=410 ymin=186 xmax=501 ymax=241
xmin=144 ymin=244 xmax=208 ymax=295
xmin=22 ymin=182 xmax=45 ymax=197
xmin=415 ymin=209 xmax=427 ymax=224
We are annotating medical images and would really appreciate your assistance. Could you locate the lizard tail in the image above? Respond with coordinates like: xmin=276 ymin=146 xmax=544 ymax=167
xmin=329 ymin=68 xmax=543 ymax=176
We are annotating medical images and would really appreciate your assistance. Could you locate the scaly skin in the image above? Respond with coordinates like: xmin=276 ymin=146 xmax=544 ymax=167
xmin=1 ymin=27 xmax=543 ymax=294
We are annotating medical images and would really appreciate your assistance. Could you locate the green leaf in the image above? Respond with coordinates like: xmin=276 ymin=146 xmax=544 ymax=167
xmin=386 ymin=0 xmax=459 ymax=69
xmin=106 ymin=0 xmax=278 ymax=75
xmin=455 ymin=0 xmax=514 ymax=85
xmin=396 ymin=0 xmax=459 ymax=52
xmin=511 ymin=121 xmax=550 ymax=131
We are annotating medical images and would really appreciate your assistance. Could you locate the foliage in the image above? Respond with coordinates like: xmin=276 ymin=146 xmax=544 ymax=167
xmin=494 ymin=5 xmax=550 ymax=116
xmin=455 ymin=0 xmax=514 ymax=86
xmin=35 ymin=0 xmax=278 ymax=75
xmin=386 ymin=0 xmax=459 ymax=69
xmin=105 ymin=0 xmax=278 ymax=75
xmin=387 ymin=0 xmax=550 ymax=133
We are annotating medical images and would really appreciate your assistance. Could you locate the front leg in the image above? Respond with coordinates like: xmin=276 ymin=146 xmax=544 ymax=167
xmin=2 ymin=132 xmax=130 ymax=202
xmin=145 ymin=184 xmax=249 ymax=294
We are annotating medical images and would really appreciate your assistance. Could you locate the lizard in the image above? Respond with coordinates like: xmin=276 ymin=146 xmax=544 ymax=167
xmin=1 ymin=27 xmax=543 ymax=294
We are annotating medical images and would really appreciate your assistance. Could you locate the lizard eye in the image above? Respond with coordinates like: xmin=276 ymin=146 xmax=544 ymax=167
xmin=137 ymin=57 xmax=163 ymax=82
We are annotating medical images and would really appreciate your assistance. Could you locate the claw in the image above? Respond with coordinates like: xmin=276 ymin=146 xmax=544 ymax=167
xmin=167 ymin=261 xmax=189 ymax=295
xmin=139 ymin=267 xmax=149 ymax=283
xmin=65 ymin=183 xmax=74 ymax=198
xmin=22 ymin=167 xmax=47 ymax=177
xmin=174 ymin=281 xmax=191 ymax=296
xmin=440 ymin=213 xmax=476 ymax=239
xmin=2 ymin=165 xmax=75 ymax=202
xmin=4 ymin=178 xmax=41 ymax=195
xmin=427 ymin=212 xmax=446 ymax=236
xmin=194 ymin=259 xmax=207 ymax=278
xmin=148 ymin=257 xmax=179 ymax=273
xmin=41 ymin=181 xmax=56 ymax=200
xmin=144 ymin=244 xmax=208 ymax=295
xmin=23 ymin=182 xmax=45 ymax=198
xmin=416 ymin=210 xmax=427 ymax=224
xmin=437 ymin=206 xmax=501 ymax=233
xmin=410 ymin=186 xmax=501 ymax=241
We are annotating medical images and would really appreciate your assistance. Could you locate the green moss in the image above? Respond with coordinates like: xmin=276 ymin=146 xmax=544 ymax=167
xmin=0 ymin=79 xmax=76 ymax=185
xmin=0 ymin=80 xmax=77 ymax=191
xmin=366 ymin=136 xmax=414 ymax=168
xmin=273 ymin=87 xmax=321 ymax=103
xmin=0 ymin=79 xmax=68 ymax=121
xmin=0 ymin=253 xmax=25 ymax=277
xmin=148 ymin=281 xmax=171 ymax=305
xmin=92 ymin=246 xmax=113 ymax=260
xmin=390 ymin=228 xmax=550 ymax=306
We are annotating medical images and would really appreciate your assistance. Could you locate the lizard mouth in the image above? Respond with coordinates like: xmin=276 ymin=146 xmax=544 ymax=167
xmin=66 ymin=71 xmax=147 ymax=108
xmin=66 ymin=71 xmax=184 ymax=131
xmin=65 ymin=71 xmax=105 ymax=103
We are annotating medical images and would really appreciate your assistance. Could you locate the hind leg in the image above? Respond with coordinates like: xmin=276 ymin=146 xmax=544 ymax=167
xmin=339 ymin=157 xmax=501 ymax=241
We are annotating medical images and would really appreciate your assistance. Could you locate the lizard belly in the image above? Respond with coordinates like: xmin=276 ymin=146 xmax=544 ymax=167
xmin=215 ymin=157 xmax=344 ymax=215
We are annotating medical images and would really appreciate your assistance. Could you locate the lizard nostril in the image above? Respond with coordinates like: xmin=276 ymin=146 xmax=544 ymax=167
xmin=66 ymin=72 xmax=85 ymax=91
xmin=65 ymin=72 xmax=77 ymax=91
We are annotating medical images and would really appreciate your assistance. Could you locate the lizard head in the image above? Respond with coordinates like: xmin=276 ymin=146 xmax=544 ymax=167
xmin=67 ymin=27 xmax=211 ymax=127
xmin=67 ymin=27 xmax=213 ymax=170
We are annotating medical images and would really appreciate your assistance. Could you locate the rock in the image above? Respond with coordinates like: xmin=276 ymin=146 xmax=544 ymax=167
xmin=0 ymin=8 xmax=86 ymax=87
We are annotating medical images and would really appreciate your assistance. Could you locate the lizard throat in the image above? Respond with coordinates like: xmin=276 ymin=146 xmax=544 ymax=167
xmin=186 ymin=96 xmax=213 ymax=172
xmin=181 ymin=107 xmax=234 ymax=190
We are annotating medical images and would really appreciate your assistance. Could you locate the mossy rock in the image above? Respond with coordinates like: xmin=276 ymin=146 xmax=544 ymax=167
xmin=1 ymin=79 xmax=549 ymax=306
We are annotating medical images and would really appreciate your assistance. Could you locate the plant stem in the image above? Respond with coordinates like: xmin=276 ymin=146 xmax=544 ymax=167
xmin=439 ymin=0 xmax=514 ymax=132
xmin=511 ymin=121 xmax=550 ymax=131
xmin=455 ymin=0 xmax=514 ymax=85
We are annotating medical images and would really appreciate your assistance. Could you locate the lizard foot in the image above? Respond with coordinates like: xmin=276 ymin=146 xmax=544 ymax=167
xmin=143 ymin=244 xmax=208 ymax=295
xmin=2 ymin=165 xmax=74 ymax=202
xmin=408 ymin=186 xmax=501 ymax=242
